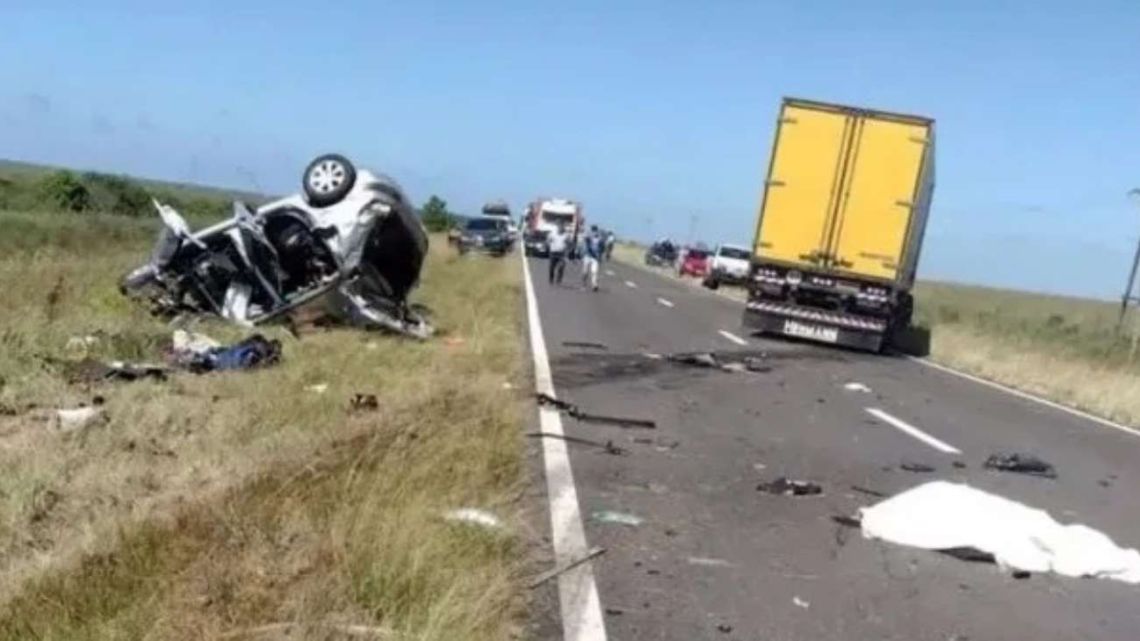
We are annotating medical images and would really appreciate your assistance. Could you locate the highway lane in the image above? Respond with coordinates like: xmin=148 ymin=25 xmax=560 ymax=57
xmin=528 ymin=256 xmax=1140 ymax=641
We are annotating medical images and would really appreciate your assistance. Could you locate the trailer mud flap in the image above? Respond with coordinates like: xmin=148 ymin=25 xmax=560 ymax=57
xmin=743 ymin=307 xmax=884 ymax=352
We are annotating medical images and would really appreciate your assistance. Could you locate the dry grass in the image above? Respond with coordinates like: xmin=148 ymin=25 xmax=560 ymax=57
xmin=614 ymin=242 xmax=1140 ymax=425
xmin=0 ymin=210 xmax=528 ymax=639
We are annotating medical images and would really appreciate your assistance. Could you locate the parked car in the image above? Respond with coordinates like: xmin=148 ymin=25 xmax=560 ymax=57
xmin=644 ymin=240 xmax=678 ymax=267
xmin=120 ymin=154 xmax=432 ymax=339
xmin=523 ymin=229 xmax=550 ymax=257
xmin=703 ymin=244 xmax=752 ymax=289
xmin=458 ymin=217 xmax=512 ymax=256
xmin=679 ymin=246 xmax=711 ymax=277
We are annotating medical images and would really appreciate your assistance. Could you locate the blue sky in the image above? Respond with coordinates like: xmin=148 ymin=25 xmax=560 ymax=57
xmin=2 ymin=1 xmax=1139 ymax=298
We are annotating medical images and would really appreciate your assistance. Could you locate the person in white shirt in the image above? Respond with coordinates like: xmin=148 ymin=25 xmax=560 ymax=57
xmin=547 ymin=225 xmax=569 ymax=284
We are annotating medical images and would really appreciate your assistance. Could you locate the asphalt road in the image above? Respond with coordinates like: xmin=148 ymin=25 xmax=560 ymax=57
xmin=527 ymin=255 xmax=1140 ymax=641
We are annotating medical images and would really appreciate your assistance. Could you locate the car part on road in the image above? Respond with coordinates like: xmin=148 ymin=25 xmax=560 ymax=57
xmin=590 ymin=510 xmax=644 ymax=527
xmin=535 ymin=392 xmax=657 ymax=429
xmin=859 ymin=481 xmax=1140 ymax=583
xmin=983 ymin=452 xmax=1057 ymax=479
xmin=121 ymin=156 xmax=432 ymax=340
xmin=563 ymin=341 xmax=609 ymax=351
xmin=756 ymin=477 xmax=823 ymax=497
xmin=527 ymin=546 xmax=606 ymax=589
xmin=526 ymin=431 xmax=629 ymax=456
xmin=667 ymin=351 xmax=772 ymax=373
xmin=899 ymin=461 xmax=936 ymax=473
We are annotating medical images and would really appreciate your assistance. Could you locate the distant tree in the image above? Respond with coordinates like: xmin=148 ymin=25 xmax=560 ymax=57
xmin=420 ymin=195 xmax=454 ymax=232
xmin=39 ymin=170 xmax=91 ymax=212
xmin=82 ymin=172 xmax=151 ymax=216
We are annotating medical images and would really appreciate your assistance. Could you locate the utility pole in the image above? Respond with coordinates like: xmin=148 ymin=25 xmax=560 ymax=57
xmin=1118 ymin=188 xmax=1140 ymax=333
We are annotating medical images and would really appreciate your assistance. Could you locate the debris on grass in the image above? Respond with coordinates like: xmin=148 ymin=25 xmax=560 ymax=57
xmin=527 ymin=546 xmax=606 ymax=588
xmin=305 ymin=383 xmax=329 ymax=394
xmin=171 ymin=329 xmax=220 ymax=354
xmin=444 ymin=508 xmax=503 ymax=531
xmin=350 ymin=393 xmax=379 ymax=412
xmin=590 ymin=510 xmax=644 ymax=527
xmin=172 ymin=334 xmax=282 ymax=373
xmin=756 ymin=477 xmax=822 ymax=497
xmin=983 ymin=453 xmax=1057 ymax=479
xmin=54 ymin=406 xmax=106 ymax=433
xmin=859 ymin=481 xmax=1140 ymax=583
xmin=60 ymin=358 xmax=168 ymax=384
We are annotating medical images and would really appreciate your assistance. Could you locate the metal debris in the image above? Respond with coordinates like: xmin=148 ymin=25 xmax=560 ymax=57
xmin=350 ymin=393 xmax=379 ymax=412
xmin=793 ymin=596 xmax=810 ymax=609
xmin=757 ymin=477 xmax=822 ymax=497
xmin=527 ymin=546 xmax=606 ymax=588
xmin=983 ymin=453 xmax=1057 ymax=479
xmin=535 ymin=393 xmax=656 ymax=429
xmin=526 ymin=431 xmax=628 ymax=456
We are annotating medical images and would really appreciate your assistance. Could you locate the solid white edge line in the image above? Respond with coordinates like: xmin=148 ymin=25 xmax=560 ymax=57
xmin=865 ymin=407 xmax=962 ymax=455
xmin=656 ymin=297 xmax=674 ymax=308
xmin=907 ymin=356 xmax=1140 ymax=439
xmin=718 ymin=330 xmax=748 ymax=346
xmin=521 ymin=255 xmax=608 ymax=641
xmin=624 ymin=280 xmax=638 ymax=288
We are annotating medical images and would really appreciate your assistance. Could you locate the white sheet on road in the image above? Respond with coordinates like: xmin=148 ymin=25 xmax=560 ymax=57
xmin=860 ymin=481 xmax=1140 ymax=584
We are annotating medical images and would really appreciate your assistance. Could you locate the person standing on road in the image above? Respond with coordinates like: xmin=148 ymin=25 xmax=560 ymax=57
xmin=604 ymin=230 xmax=616 ymax=261
xmin=547 ymin=225 xmax=569 ymax=285
xmin=581 ymin=226 xmax=603 ymax=291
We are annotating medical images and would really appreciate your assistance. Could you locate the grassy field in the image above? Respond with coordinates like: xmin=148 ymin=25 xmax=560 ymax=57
xmin=614 ymin=243 xmax=1140 ymax=426
xmin=0 ymin=209 xmax=528 ymax=639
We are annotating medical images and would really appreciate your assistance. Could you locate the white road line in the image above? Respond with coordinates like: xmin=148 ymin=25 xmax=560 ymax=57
xmin=865 ymin=408 xmax=962 ymax=455
xmin=908 ymin=356 xmax=1140 ymax=439
xmin=624 ymin=280 xmax=638 ymax=288
xmin=605 ymin=269 xmax=615 ymax=276
xmin=521 ymin=256 xmax=608 ymax=641
xmin=718 ymin=330 xmax=748 ymax=346
xmin=656 ymin=297 xmax=674 ymax=308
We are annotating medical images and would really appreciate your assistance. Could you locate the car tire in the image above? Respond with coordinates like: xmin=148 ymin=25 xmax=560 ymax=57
xmin=704 ymin=276 xmax=720 ymax=290
xmin=302 ymin=153 xmax=357 ymax=207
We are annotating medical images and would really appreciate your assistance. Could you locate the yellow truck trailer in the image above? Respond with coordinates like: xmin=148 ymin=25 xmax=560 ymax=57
xmin=743 ymin=97 xmax=935 ymax=352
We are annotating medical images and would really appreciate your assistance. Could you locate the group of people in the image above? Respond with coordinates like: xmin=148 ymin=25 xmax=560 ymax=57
xmin=546 ymin=226 xmax=615 ymax=291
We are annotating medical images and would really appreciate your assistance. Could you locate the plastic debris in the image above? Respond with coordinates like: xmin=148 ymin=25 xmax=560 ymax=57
xmin=171 ymin=329 xmax=220 ymax=355
xmin=305 ymin=383 xmax=329 ymax=394
xmin=983 ymin=453 xmax=1057 ymax=479
xmin=757 ymin=477 xmax=822 ymax=497
xmin=65 ymin=335 xmax=100 ymax=352
xmin=860 ymin=481 xmax=1140 ymax=583
xmin=527 ymin=546 xmax=606 ymax=588
xmin=844 ymin=382 xmax=872 ymax=393
xmin=591 ymin=510 xmax=643 ymax=527
xmin=536 ymin=393 xmax=656 ymax=429
xmin=793 ymin=596 xmax=810 ymax=609
xmin=444 ymin=508 xmax=502 ymax=530
xmin=55 ymin=406 xmax=106 ymax=433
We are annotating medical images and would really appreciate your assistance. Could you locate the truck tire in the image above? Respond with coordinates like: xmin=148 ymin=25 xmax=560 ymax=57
xmin=303 ymin=153 xmax=356 ymax=207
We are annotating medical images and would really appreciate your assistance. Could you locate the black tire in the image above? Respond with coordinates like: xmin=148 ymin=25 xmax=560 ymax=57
xmin=302 ymin=153 xmax=356 ymax=207
xmin=704 ymin=275 xmax=720 ymax=290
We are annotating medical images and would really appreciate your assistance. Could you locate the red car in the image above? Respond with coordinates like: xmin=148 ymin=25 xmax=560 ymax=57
xmin=678 ymin=248 xmax=710 ymax=277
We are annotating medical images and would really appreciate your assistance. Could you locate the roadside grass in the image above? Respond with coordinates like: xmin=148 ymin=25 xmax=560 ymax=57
xmin=613 ymin=242 xmax=1140 ymax=426
xmin=0 ymin=209 xmax=527 ymax=639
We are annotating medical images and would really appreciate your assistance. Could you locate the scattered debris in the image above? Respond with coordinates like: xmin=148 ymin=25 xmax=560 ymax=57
xmin=792 ymin=596 xmax=810 ymax=609
xmin=900 ymin=461 xmax=936 ymax=473
xmin=65 ymin=335 xmax=100 ymax=352
xmin=444 ymin=508 xmax=502 ymax=530
xmin=687 ymin=557 xmax=733 ymax=568
xmin=605 ymin=608 xmax=623 ymax=616
xmin=850 ymin=485 xmax=887 ymax=498
xmin=642 ymin=352 xmax=663 ymax=360
xmin=753 ymin=462 xmax=768 ymax=471
xmin=716 ymin=624 xmax=733 ymax=634
xmin=952 ymin=461 xmax=967 ymax=469
xmin=171 ymin=329 xmax=220 ymax=354
xmin=501 ymin=381 xmax=515 ymax=390
xmin=757 ymin=477 xmax=822 ymax=497
xmin=305 ymin=383 xmax=329 ymax=394
xmin=54 ymin=406 xmax=106 ymax=433
xmin=860 ymin=481 xmax=1140 ymax=583
xmin=350 ymin=393 xmax=379 ymax=412
xmin=843 ymin=382 xmax=872 ymax=393
xmin=535 ymin=393 xmax=656 ymax=429
xmin=526 ymin=431 xmax=628 ymax=456
xmin=563 ymin=341 xmax=609 ymax=351
xmin=1012 ymin=569 xmax=1032 ymax=580
xmin=591 ymin=510 xmax=644 ymax=527
xmin=218 ymin=622 xmax=394 ymax=639
xmin=666 ymin=351 xmax=770 ymax=373
xmin=527 ymin=546 xmax=607 ymax=588
xmin=60 ymin=359 xmax=168 ymax=384
xmin=983 ymin=453 xmax=1057 ymax=479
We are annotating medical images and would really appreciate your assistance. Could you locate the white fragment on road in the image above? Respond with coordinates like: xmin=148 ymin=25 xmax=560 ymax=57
xmin=844 ymin=382 xmax=872 ymax=393
xmin=865 ymin=408 xmax=961 ymax=454
xmin=624 ymin=280 xmax=638 ymax=288
xmin=656 ymin=297 xmax=674 ymax=308
xmin=718 ymin=330 xmax=748 ymax=346
xmin=793 ymin=596 xmax=810 ymax=609
xmin=860 ymin=481 xmax=1140 ymax=584
xmin=687 ymin=557 xmax=733 ymax=567
xmin=753 ymin=462 xmax=767 ymax=471
xmin=605 ymin=269 xmax=615 ymax=276
xmin=444 ymin=508 xmax=503 ymax=530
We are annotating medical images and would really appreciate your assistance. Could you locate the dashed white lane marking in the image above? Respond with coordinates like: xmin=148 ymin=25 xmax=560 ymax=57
xmin=624 ymin=280 xmax=638 ymax=288
xmin=865 ymin=408 xmax=962 ymax=454
xmin=521 ymin=256 xmax=608 ymax=640
xmin=605 ymin=269 xmax=615 ymax=276
xmin=656 ymin=297 xmax=674 ymax=308
xmin=718 ymin=330 xmax=748 ymax=346
xmin=908 ymin=356 xmax=1140 ymax=439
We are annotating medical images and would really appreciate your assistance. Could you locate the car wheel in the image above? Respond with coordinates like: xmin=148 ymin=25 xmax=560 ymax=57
xmin=302 ymin=153 xmax=357 ymax=207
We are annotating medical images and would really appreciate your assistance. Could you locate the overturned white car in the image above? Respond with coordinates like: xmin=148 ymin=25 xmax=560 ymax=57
xmin=121 ymin=154 xmax=432 ymax=338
